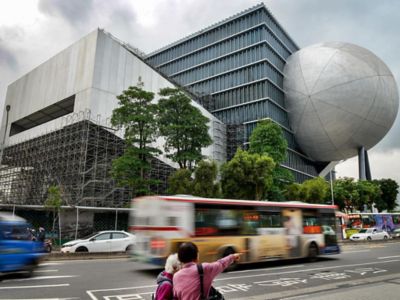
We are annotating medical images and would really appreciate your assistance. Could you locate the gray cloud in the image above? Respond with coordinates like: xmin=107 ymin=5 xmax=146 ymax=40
xmin=38 ymin=0 xmax=95 ymax=25
xmin=0 ymin=42 xmax=18 ymax=70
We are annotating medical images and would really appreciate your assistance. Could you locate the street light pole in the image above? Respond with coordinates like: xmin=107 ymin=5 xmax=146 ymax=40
xmin=0 ymin=105 xmax=11 ymax=164
xmin=330 ymin=170 xmax=335 ymax=205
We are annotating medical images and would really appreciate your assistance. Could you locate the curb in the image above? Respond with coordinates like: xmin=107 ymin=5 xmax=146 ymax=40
xmin=43 ymin=251 xmax=129 ymax=261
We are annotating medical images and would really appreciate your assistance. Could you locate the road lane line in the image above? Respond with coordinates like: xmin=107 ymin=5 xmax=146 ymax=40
xmin=88 ymin=284 xmax=157 ymax=293
xmin=378 ymin=255 xmax=400 ymax=260
xmin=40 ymin=262 xmax=63 ymax=266
xmin=2 ymin=275 xmax=78 ymax=282
xmin=0 ymin=284 xmax=70 ymax=290
xmin=214 ymin=259 xmax=400 ymax=282
xmin=342 ymin=250 xmax=370 ymax=254
xmin=35 ymin=269 xmax=59 ymax=273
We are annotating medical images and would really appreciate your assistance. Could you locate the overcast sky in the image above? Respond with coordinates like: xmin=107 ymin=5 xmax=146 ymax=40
xmin=0 ymin=0 xmax=399 ymax=184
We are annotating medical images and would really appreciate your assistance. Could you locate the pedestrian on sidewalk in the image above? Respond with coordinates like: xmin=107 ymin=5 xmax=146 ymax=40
xmin=173 ymin=242 xmax=241 ymax=300
xmin=153 ymin=253 xmax=182 ymax=300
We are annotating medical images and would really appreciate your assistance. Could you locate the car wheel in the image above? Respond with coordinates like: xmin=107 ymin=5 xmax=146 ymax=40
xmin=125 ymin=244 xmax=133 ymax=253
xmin=384 ymin=235 xmax=388 ymax=240
xmin=308 ymin=242 xmax=319 ymax=262
xmin=367 ymin=236 xmax=372 ymax=241
xmin=45 ymin=244 xmax=52 ymax=253
xmin=75 ymin=246 xmax=88 ymax=253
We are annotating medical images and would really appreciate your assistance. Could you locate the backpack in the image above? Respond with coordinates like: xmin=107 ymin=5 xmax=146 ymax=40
xmin=197 ymin=264 xmax=225 ymax=300
xmin=152 ymin=277 xmax=173 ymax=300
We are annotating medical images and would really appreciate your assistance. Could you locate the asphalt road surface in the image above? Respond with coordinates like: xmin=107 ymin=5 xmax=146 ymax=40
xmin=2 ymin=242 xmax=400 ymax=299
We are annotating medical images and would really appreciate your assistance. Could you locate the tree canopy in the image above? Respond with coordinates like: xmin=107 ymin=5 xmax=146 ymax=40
xmin=249 ymin=119 xmax=288 ymax=163
xmin=110 ymin=86 xmax=159 ymax=196
xmin=221 ymin=148 xmax=275 ymax=200
xmin=192 ymin=160 xmax=221 ymax=198
xmin=158 ymin=88 xmax=212 ymax=169
xmin=248 ymin=119 xmax=292 ymax=201
xmin=373 ymin=178 xmax=399 ymax=212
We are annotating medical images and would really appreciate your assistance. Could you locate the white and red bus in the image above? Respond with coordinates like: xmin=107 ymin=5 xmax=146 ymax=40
xmin=130 ymin=195 xmax=340 ymax=266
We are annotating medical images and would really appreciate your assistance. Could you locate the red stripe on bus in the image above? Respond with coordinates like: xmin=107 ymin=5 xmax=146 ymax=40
xmin=129 ymin=226 xmax=181 ymax=231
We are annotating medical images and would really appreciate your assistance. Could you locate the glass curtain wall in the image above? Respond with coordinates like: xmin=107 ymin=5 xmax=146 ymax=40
xmin=146 ymin=4 xmax=323 ymax=181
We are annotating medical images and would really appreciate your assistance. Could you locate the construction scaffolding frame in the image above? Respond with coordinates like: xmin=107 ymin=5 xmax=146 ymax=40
xmin=0 ymin=112 xmax=175 ymax=208
xmin=226 ymin=124 xmax=245 ymax=161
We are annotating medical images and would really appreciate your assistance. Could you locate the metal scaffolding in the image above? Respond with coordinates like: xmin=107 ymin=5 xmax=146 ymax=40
xmin=226 ymin=124 xmax=245 ymax=160
xmin=0 ymin=115 xmax=175 ymax=208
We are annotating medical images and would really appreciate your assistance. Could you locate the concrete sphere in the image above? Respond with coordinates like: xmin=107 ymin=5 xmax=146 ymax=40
xmin=283 ymin=42 xmax=399 ymax=162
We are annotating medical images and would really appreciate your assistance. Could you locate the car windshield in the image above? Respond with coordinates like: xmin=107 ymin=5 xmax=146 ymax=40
xmin=82 ymin=232 xmax=99 ymax=240
xmin=358 ymin=229 xmax=367 ymax=233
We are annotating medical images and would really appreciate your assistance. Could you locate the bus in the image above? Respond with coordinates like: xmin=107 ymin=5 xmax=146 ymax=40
xmin=338 ymin=213 xmax=400 ymax=239
xmin=130 ymin=195 xmax=340 ymax=267
xmin=0 ymin=213 xmax=45 ymax=276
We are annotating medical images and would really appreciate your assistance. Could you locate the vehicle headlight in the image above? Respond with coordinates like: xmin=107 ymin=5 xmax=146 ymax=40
xmin=62 ymin=243 xmax=77 ymax=248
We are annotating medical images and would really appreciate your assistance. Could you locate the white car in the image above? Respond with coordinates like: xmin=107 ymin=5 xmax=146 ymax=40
xmin=349 ymin=228 xmax=390 ymax=241
xmin=61 ymin=231 xmax=135 ymax=253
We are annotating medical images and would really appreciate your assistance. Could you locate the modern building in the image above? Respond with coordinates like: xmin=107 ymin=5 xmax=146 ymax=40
xmin=2 ymin=3 xmax=392 ymax=209
xmin=0 ymin=29 xmax=226 ymax=207
xmin=145 ymin=3 xmax=326 ymax=182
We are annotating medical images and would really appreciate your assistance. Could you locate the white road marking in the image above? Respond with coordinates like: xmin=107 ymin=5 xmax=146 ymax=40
xmin=214 ymin=259 xmax=400 ymax=282
xmin=378 ymin=255 xmax=400 ymax=260
xmin=87 ymin=285 xmax=156 ymax=300
xmin=342 ymin=250 xmax=370 ymax=254
xmin=40 ymin=262 xmax=63 ymax=266
xmin=4 ymin=298 xmax=80 ymax=300
xmin=0 ymin=283 xmax=70 ymax=290
xmin=2 ymin=275 xmax=78 ymax=282
xmin=35 ymin=269 xmax=59 ymax=273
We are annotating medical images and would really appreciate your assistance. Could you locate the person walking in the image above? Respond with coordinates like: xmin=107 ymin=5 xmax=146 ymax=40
xmin=154 ymin=253 xmax=182 ymax=300
xmin=37 ymin=227 xmax=46 ymax=243
xmin=173 ymin=242 xmax=240 ymax=300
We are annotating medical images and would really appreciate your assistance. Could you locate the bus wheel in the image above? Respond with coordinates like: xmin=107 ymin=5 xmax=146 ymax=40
xmin=222 ymin=247 xmax=237 ymax=272
xmin=308 ymin=243 xmax=318 ymax=262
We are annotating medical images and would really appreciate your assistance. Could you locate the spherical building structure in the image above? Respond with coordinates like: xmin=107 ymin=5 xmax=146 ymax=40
xmin=283 ymin=42 xmax=399 ymax=162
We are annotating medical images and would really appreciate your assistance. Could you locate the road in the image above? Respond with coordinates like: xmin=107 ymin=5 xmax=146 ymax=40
xmin=1 ymin=242 xmax=400 ymax=299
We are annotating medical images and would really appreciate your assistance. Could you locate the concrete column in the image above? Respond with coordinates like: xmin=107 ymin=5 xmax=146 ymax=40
xmin=358 ymin=147 xmax=366 ymax=180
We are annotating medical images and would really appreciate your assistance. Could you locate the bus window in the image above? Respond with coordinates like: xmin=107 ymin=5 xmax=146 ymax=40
xmin=195 ymin=208 xmax=241 ymax=236
xmin=393 ymin=214 xmax=400 ymax=225
xmin=259 ymin=212 xmax=282 ymax=228
xmin=361 ymin=215 xmax=376 ymax=228
xmin=241 ymin=211 xmax=259 ymax=235
xmin=303 ymin=212 xmax=321 ymax=234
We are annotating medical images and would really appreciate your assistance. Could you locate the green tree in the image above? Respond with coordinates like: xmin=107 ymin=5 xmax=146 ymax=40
xmin=45 ymin=185 xmax=63 ymax=245
xmin=354 ymin=180 xmax=381 ymax=212
xmin=158 ymin=88 xmax=212 ymax=169
xmin=192 ymin=160 xmax=221 ymax=198
xmin=111 ymin=86 xmax=159 ymax=195
xmin=373 ymin=179 xmax=399 ymax=212
xmin=300 ymin=177 xmax=330 ymax=204
xmin=248 ymin=119 xmax=292 ymax=201
xmin=221 ymin=148 xmax=275 ymax=200
xmin=110 ymin=148 xmax=158 ymax=196
xmin=167 ymin=168 xmax=193 ymax=195
xmin=332 ymin=177 xmax=358 ymax=211
xmin=285 ymin=183 xmax=302 ymax=201
xmin=249 ymin=119 xmax=288 ymax=163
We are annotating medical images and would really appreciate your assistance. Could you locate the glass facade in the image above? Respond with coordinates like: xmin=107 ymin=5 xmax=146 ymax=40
xmin=146 ymin=4 xmax=323 ymax=181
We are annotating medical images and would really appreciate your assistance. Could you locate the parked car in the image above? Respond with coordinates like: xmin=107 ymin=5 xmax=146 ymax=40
xmin=0 ymin=213 xmax=45 ymax=277
xmin=389 ymin=228 xmax=400 ymax=239
xmin=61 ymin=230 xmax=135 ymax=253
xmin=349 ymin=228 xmax=390 ymax=241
